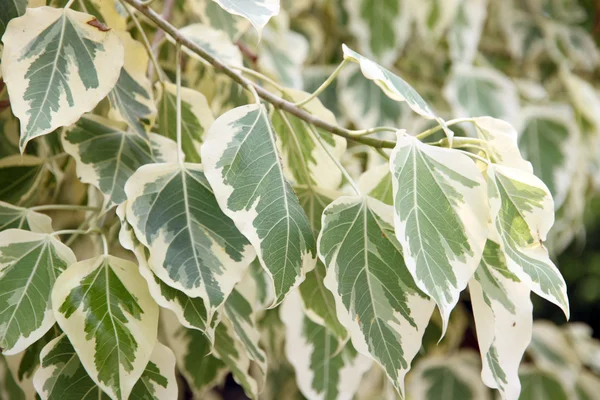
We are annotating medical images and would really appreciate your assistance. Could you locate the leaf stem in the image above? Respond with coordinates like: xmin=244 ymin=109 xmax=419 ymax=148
xmin=51 ymin=229 xmax=90 ymax=237
xmin=64 ymin=0 xmax=76 ymax=8
xmin=348 ymin=126 xmax=398 ymax=137
xmin=415 ymin=118 xmax=474 ymax=141
xmin=231 ymin=65 xmax=285 ymax=92
xmin=30 ymin=204 xmax=101 ymax=213
xmin=121 ymin=0 xmax=396 ymax=149
xmin=175 ymin=44 xmax=183 ymax=165
xmin=293 ymin=60 xmax=348 ymax=107
xmin=308 ymin=125 xmax=360 ymax=195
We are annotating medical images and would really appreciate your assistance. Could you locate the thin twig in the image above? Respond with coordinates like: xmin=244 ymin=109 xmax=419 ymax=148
xmin=147 ymin=0 xmax=176 ymax=78
xmin=122 ymin=0 xmax=396 ymax=149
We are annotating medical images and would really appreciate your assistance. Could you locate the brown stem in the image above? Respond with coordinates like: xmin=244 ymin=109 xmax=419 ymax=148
xmin=123 ymin=0 xmax=395 ymax=149
xmin=146 ymin=0 xmax=176 ymax=78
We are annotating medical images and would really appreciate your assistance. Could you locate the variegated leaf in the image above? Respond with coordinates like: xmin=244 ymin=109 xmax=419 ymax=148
xmin=202 ymin=104 xmax=317 ymax=305
xmin=281 ymin=290 xmax=371 ymax=400
xmin=343 ymin=0 xmax=411 ymax=65
xmin=125 ymin=162 xmax=254 ymax=316
xmin=472 ymin=117 xmax=532 ymax=172
xmin=337 ymin=64 xmax=408 ymax=130
xmin=259 ymin=27 xmax=309 ymax=90
xmin=211 ymin=0 xmax=279 ymax=35
xmin=34 ymin=335 xmax=177 ymax=400
xmin=0 ymin=0 xmax=26 ymax=38
xmin=0 ymin=201 xmax=52 ymax=233
xmin=82 ymin=0 xmax=128 ymax=31
xmin=161 ymin=313 xmax=227 ymax=396
xmin=486 ymin=165 xmax=569 ymax=317
xmin=63 ymin=115 xmax=178 ymax=209
xmin=116 ymin=206 xmax=219 ymax=340
xmin=0 ymin=155 xmax=46 ymax=205
xmin=319 ymin=195 xmax=435 ymax=395
xmin=408 ymin=352 xmax=490 ymax=400
xmin=358 ymin=163 xmax=393 ymax=206
xmin=560 ymin=67 xmax=600 ymax=129
xmin=108 ymin=31 xmax=157 ymax=140
xmin=0 ymin=355 xmax=26 ymax=400
xmin=519 ymin=367 xmax=569 ymax=400
xmin=155 ymin=82 xmax=214 ymax=163
xmin=343 ymin=45 xmax=452 ymax=140
xmin=0 ymin=229 xmax=75 ymax=354
xmin=52 ymin=255 xmax=159 ymax=400
xmin=390 ymin=133 xmax=488 ymax=330
xmin=171 ymin=23 xmax=243 ymax=68
xmin=469 ymin=239 xmax=533 ymax=400
xmin=576 ymin=371 xmax=600 ymax=400
xmin=189 ymin=0 xmax=250 ymax=40
xmin=1 ymin=7 xmax=124 ymax=151
xmin=444 ymin=65 xmax=519 ymax=124
xmin=412 ymin=0 xmax=461 ymax=41
xmin=271 ymin=89 xmax=346 ymax=190
xmin=517 ymin=105 xmax=579 ymax=209
xmin=447 ymin=0 xmax=488 ymax=65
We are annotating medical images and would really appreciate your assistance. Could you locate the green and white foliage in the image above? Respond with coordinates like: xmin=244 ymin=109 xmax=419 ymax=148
xmin=62 ymin=115 xmax=178 ymax=208
xmin=202 ymin=104 xmax=316 ymax=305
xmin=210 ymin=0 xmax=280 ymax=35
xmin=444 ymin=65 xmax=519 ymax=123
xmin=281 ymin=290 xmax=372 ymax=400
xmin=448 ymin=0 xmax=488 ymax=65
xmin=486 ymin=165 xmax=569 ymax=317
xmin=0 ymin=6 xmax=124 ymax=151
xmin=407 ymin=352 xmax=490 ymax=400
xmin=174 ymin=24 xmax=244 ymax=68
xmin=343 ymin=0 xmax=411 ymax=65
xmin=469 ymin=239 xmax=532 ymax=400
xmin=343 ymin=46 xmax=452 ymax=139
xmin=319 ymin=195 xmax=435 ymax=395
xmin=0 ymin=229 xmax=75 ymax=354
xmin=125 ymin=162 xmax=255 ymax=316
xmin=0 ymin=201 xmax=52 ymax=232
xmin=34 ymin=335 xmax=177 ymax=400
xmin=412 ymin=0 xmax=461 ymax=41
xmin=271 ymin=89 xmax=347 ymax=190
xmin=390 ymin=133 xmax=488 ymax=330
xmin=52 ymin=255 xmax=159 ymax=400
xmin=358 ymin=163 xmax=393 ymax=206
xmin=517 ymin=104 xmax=579 ymax=209
xmin=107 ymin=31 xmax=157 ymax=140
xmin=155 ymin=82 xmax=213 ymax=163
xmin=189 ymin=0 xmax=250 ymax=40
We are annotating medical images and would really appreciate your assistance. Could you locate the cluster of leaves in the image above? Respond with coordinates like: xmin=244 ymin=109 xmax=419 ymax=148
xmin=0 ymin=0 xmax=598 ymax=399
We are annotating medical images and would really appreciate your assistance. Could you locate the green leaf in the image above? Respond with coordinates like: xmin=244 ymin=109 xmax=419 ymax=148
xmin=52 ymin=255 xmax=159 ymax=400
xmin=469 ymin=239 xmax=533 ymax=400
xmin=155 ymin=82 xmax=214 ymax=163
xmin=318 ymin=195 xmax=434 ymax=395
xmin=34 ymin=335 xmax=177 ymax=400
xmin=271 ymin=89 xmax=347 ymax=190
xmin=390 ymin=134 xmax=488 ymax=330
xmin=0 ymin=155 xmax=46 ymax=205
xmin=486 ymin=165 xmax=569 ymax=317
xmin=202 ymin=104 xmax=317 ymax=305
xmin=408 ymin=352 xmax=490 ymax=400
xmin=190 ymin=0 xmax=250 ymax=40
xmin=172 ymin=23 xmax=243 ymax=68
xmin=107 ymin=31 xmax=157 ymax=140
xmin=444 ymin=65 xmax=519 ymax=123
xmin=258 ymin=26 xmax=309 ymax=90
xmin=63 ymin=115 xmax=178 ymax=208
xmin=519 ymin=367 xmax=569 ymax=400
xmin=0 ymin=0 xmax=26 ymax=39
xmin=0 ymin=201 xmax=53 ymax=232
xmin=337 ymin=64 xmax=408 ymax=130
xmin=125 ymin=162 xmax=254 ymax=316
xmin=342 ymin=45 xmax=453 ymax=140
xmin=517 ymin=105 xmax=579 ymax=209
xmin=0 ymin=229 xmax=75 ymax=354
xmin=281 ymin=291 xmax=371 ymax=400
xmin=211 ymin=0 xmax=280 ymax=35
xmin=343 ymin=0 xmax=410 ymax=65
xmin=0 ymin=355 xmax=26 ymax=400
xmin=0 ymin=7 xmax=124 ymax=151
